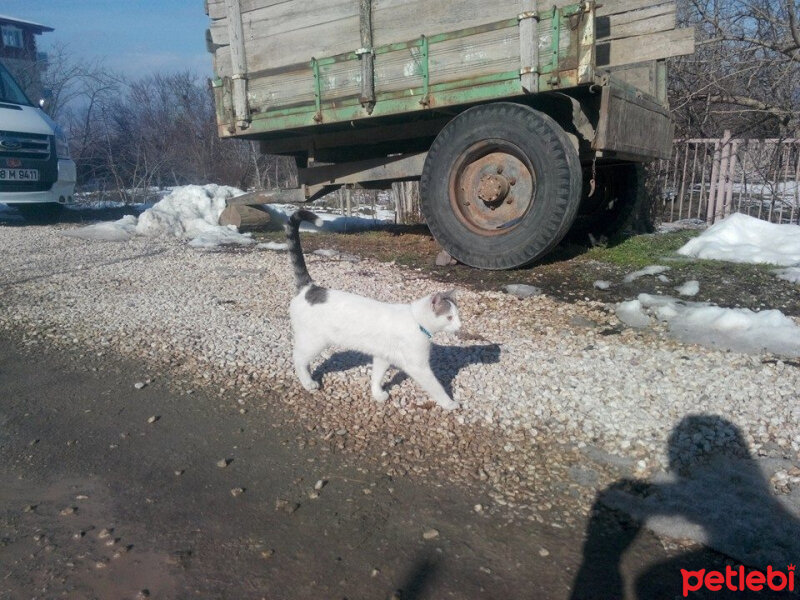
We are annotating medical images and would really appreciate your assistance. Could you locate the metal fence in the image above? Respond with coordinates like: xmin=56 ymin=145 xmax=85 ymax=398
xmin=657 ymin=133 xmax=800 ymax=225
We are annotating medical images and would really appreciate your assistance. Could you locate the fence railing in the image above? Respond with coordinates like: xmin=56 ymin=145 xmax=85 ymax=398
xmin=657 ymin=133 xmax=800 ymax=225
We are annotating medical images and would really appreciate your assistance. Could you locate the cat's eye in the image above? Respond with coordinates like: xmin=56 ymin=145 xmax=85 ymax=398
xmin=447 ymin=315 xmax=453 ymax=320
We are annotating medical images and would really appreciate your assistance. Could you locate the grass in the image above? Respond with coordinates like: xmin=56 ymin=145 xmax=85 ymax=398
xmin=582 ymin=230 xmax=700 ymax=268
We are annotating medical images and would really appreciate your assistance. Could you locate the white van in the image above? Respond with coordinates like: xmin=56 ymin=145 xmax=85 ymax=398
xmin=0 ymin=61 xmax=75 ymax=220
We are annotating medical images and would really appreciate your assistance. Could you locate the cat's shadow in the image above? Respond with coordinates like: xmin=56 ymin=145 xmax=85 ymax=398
xmin=311 ymin=343 xmax=502 ymax=398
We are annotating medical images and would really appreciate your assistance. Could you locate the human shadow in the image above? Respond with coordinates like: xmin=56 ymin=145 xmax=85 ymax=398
xmin=311 ymin=343 xmax=502 ymax=399
xmin=570 ymin=414 xmax=800 ymax=599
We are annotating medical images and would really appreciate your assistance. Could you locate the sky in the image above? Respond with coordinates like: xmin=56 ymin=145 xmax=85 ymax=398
xmin=2 ymin=0 xmax=213 ymax=80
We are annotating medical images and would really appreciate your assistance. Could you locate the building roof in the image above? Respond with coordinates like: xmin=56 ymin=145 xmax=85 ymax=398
xmin=0 ymin=14 xmax=54 ymax=34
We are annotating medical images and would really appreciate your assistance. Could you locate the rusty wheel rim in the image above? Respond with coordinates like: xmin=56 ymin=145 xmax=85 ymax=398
xmin=448 ymin=140 xmax=536 ymax=236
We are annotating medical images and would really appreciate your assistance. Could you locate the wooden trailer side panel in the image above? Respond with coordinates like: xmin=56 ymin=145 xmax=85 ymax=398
xmin=206 ymin=0 xmax=693 ymax=148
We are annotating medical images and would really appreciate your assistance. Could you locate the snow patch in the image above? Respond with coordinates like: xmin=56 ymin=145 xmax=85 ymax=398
xmin=61 ymin=215 xmax=138 ymax=242
xmin=623 ymin=265 xmax=670 ymax=283
xmin=618 ymin=293 xmax=800 ymax=357
xmin=616 ymin=299 xmax=651 ymax=328
xmin=775 ymin=267 xmax=800 ymax=284
xmin=675 ymin=280 xmax=700 ymax=296
xmin=503 ymin=284 xmax=543 ymax=299
xmin=593 ymin=280 xmax=611 ymax=290
xmin=678 ymin=213 xmax=800 ymax=267
xmin=257 ymin=241 xmax=288 ymax=251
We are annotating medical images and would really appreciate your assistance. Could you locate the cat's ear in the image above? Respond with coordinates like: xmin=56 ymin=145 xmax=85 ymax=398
xmin=431 ymin=292 xmax=444 ymax=308
xmin=443 ymin=289 xmax=458 ymax=300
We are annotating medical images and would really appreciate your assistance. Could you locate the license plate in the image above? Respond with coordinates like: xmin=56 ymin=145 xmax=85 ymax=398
xmin=0 ymin=168 xmax=39 ymax=181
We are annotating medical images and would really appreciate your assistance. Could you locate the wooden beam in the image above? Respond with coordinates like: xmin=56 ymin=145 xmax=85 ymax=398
xmin=298 ymin=152 xmax=427 ymax=187
xmin=223 ymin=0 xmax=250 ymax=129
xmin=596 ymin=28 xmax=695 ymax=68
xmin=219 ymin=204 xmax=273 ymax=230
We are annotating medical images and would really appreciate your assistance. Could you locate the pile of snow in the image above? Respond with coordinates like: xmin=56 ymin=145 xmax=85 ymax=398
xmin=616 ymin=293 xmax=800 ymax=357
xmin=62 ymin=185 xmax=253 ymax=248
xmin=593 ymin=280 xmax=611 ymax=290
xmin=136 ymin=184 xmax=251 ymax=246
xmin=678 ymin=213 xmax=800 ymax=267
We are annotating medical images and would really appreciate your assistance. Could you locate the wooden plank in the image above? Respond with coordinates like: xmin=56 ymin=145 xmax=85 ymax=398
xmin=371 ymin=0 xmax=520 ymax=46
xmin=594 ymin=85 xmax=673 ymax=159
xmin=597 ymin=0 xmax=673 ymax=16
xmin=596 ymin=6 xmax=675 ymax=41
xmin=208 ymin=0 xmax=358 ymax=47
xmin=207 ymin=0 xmax=292 ymax=20
xmin=596 ymin=28 xmax=694 ymax=68
xmin=224 ymin=0 xmax=250 ymax=128
xmin=518 ymin=0 xmax=539 ymax=93
xmin=209 ymin=0 xmax=673 ymax=21
xmin=609 ymin=62 xmax=657 ymax=97
xmin=213 ymin=16 xmax=361 ymax=73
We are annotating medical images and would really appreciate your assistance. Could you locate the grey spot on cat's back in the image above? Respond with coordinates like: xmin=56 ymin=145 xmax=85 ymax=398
xmin=305 ymin=285 xmax=328 ymax=305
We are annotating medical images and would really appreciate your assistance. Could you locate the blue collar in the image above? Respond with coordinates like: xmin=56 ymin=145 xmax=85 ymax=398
xmin=419 ymin=324 xmax=432 ymax=339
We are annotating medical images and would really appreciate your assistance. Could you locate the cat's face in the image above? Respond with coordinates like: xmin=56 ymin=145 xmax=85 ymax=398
xmin=430 ymin=291 xmax=461 ymax=333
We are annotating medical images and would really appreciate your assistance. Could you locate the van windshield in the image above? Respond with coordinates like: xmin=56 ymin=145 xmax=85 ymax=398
xmin=0 ymin=63 xmax=32 ymax=106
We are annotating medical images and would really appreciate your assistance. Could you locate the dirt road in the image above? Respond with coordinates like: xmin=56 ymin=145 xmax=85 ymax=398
xmin=0 ymin=333 xmax=749 ymax=600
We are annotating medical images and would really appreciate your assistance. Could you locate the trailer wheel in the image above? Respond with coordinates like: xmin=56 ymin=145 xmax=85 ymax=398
xmin=420 ymin=103 xmax=582 ymax=270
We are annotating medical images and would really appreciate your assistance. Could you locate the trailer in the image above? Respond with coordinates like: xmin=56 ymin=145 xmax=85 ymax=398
xmin=205 ymin=0 xmax=694 ymax=269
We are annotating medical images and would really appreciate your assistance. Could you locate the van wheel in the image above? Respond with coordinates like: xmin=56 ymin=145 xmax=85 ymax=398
xmin=16 ymin=203 xmax=65 ymax=223
xmin=420 ymin=103 xmax=582 ymax=270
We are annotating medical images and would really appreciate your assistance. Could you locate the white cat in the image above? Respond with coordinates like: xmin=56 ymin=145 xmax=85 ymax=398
xmin=285 ymin=210 xmax=462 ymax=410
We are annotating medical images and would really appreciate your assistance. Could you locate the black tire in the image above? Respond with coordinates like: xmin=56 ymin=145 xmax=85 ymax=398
xmin=420 ymin=102 xmax=582 ymax=270
xmin=567 ymin=163 xmax=650 ymax=243
xmin=16 ymin=203 xmax=65 ymax=223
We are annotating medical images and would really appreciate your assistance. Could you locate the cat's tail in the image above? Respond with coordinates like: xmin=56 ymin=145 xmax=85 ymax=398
xmin=284 ymin=209 xmax=323 ymax=291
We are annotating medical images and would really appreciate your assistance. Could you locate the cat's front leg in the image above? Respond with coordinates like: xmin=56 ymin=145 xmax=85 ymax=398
xmin=371 ymin=356 xmax=390 ymax=402
xmin=405 ymin=364 xmax=460 ymax=410
xmin=293 ymin=344 xmax=320 ymax=392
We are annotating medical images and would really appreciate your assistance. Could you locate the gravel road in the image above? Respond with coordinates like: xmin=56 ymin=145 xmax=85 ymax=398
xmin=1 ymin=220 xmax=799 ymax=536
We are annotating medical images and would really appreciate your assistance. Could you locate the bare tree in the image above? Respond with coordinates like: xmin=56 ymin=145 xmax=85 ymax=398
xmin=670 ymin=0 xmax=800 ymax=137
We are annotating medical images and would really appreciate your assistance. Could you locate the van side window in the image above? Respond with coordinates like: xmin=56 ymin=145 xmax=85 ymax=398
xmin=0 ymin=64 xmax=31 ymax=106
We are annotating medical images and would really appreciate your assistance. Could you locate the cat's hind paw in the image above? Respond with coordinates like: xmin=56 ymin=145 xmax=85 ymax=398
xmin=437 ymin=398 xmax=460 ymax=411
xmin=372 ymin=390 xmax=389 ymax=403
xmin=301 ymin=380 xmax=320 ymax=392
